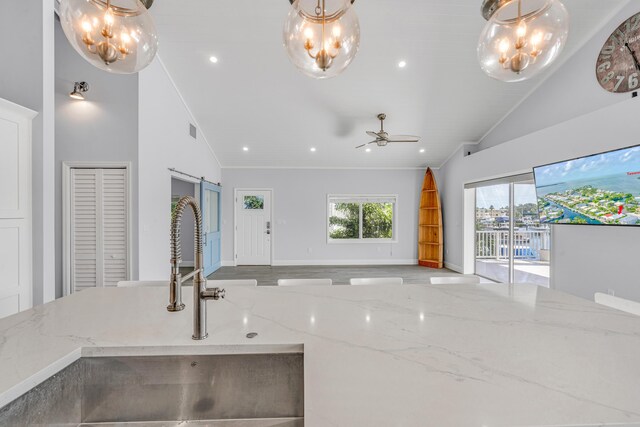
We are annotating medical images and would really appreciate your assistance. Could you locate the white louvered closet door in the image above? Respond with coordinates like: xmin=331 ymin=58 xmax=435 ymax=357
xmin=70 ymin=168 xmax=128 ymax=292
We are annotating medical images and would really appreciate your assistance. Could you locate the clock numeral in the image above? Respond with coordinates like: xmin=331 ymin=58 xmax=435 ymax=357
xmin=629 ymin=73 xmax=639 ymax=90
xmin=632 ymin=15 xmax=640 ymax=32
xmin=597 ymin=61 xmax=611 ymax=73
xmin=614 ymin=75 xmax=625 ymax=91
xmin=602 ymin=44 xmax=616 ymax=56
xmin=601 ymin=71 xmax=615 ymax=84
xmin=608 ymin=35 xmax=620 ymax=47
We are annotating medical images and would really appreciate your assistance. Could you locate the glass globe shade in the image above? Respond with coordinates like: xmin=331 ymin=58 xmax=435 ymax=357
xmin=59 ymin=0 xmax=158 ymax=74
xmin=477 ymin=0 xmax=569 ymax=82
xmin=283 ymin=0 xmax=360 ymax=79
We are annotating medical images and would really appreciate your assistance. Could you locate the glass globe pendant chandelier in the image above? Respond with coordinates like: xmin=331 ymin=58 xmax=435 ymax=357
xmin=59 ymin=0 xmax=158 ymax=74
xmin=477 ymin=0 xmax=569 ymax=82
xmin=283 ymin=0 xmax=360 ymax=79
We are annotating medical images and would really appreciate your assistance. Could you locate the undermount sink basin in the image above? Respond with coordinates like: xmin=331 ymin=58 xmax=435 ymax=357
xmin=0 ymin=353 xmax=304 ymax=426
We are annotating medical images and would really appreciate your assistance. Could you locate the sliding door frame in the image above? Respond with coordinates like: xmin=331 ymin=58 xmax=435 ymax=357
xmin=466 ymin=172 xmax=541 ymax=284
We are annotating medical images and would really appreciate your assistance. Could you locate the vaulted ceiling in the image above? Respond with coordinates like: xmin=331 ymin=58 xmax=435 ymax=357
xmin=151 ymin=0 xmax=627 ymax=168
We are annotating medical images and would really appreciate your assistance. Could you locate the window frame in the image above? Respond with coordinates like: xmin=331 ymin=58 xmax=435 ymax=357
xmin=326 ymin=194 xmax=398 ymax=244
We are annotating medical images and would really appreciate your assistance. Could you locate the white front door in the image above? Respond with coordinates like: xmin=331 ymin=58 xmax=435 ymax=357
xmin=235 ymin=190 xmax=272 ymax=265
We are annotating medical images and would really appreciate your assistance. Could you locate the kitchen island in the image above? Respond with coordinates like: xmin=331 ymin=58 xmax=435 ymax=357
xmin=0 ymin=283 xmax=639 ymax=426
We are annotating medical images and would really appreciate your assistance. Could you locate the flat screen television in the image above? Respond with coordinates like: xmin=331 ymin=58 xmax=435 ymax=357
xmin=533 ymin=144 xmax=640 ymax=226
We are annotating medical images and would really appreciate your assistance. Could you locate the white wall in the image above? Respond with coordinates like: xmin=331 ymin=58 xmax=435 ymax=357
xmin=138 ymin=59 xmax=221 ymax=280
xmin=480 ymin=1 xmax=638 ymax=149
xmin=54 ymin=21 xmax=139 ymax=296
xmin=439 ymin=97 xmax=640 ymax=301
xmin=0 ymin=0 xmax=55 ymax=306
xmin=220 ymin=168 xmax=424 ymax=265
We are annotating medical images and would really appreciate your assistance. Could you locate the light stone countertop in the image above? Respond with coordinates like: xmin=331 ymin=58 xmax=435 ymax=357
xmin=1 ymin=283 xmax=640 ymax=426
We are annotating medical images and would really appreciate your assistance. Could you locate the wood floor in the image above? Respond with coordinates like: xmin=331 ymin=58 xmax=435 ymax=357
xmin=206 ymin=265 xmax=459 ymax=286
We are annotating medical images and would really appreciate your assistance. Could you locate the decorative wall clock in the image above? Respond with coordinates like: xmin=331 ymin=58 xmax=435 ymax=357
xmin=596 ymin=12 xmax=640 ymax=93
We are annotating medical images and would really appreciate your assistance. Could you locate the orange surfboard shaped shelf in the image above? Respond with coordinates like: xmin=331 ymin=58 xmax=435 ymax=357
xmin=418 ymin=168 xmax=443 ymax=269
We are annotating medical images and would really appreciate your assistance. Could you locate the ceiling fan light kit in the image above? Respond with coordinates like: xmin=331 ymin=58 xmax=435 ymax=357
xmin=59 ymin=0 xmax=159 ymax=74
xmin=478 ymin=0 xmax=569 ymax=82
xmin=283 ymin=0 xmax=360 ymax=79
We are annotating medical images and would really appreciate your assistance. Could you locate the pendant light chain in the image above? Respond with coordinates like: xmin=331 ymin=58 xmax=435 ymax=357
xmin=518 ymin=0 xmax=522 ymax=21
xmin=322 ymin=0 xmax=327 ymax=52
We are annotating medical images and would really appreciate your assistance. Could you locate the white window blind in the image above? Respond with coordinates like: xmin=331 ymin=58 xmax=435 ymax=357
xmin=328 ymin=195 xmax=397 ymax=204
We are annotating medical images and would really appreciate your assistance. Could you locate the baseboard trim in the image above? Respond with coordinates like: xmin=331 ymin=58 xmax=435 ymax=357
xmin=220 ymin=259 xmax=419 ymax=267
xmin=272 ymin=259 xmax=419 ymax=267
xmin=444 ymin=262 xmax=463 ymax=273
xmin=181 ymin=261 xmax=194 ymax=268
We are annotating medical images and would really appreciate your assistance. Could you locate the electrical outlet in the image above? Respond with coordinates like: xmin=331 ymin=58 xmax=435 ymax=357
xmin=307 ymin=247 xmax=312 ymax=254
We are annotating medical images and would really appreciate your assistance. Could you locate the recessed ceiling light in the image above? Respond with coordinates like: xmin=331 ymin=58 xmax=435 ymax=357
xmin=242 ymin=146 xmax=249 ymax=152
xmin=310 ymin=147 xmax=316 ymax=152
xmin=209 ymin=56 xmax=218 ymax=63
xmin=419 ymin=148 xmax=425 ymax=153
xmin=365 ymin=148 xmax=371 ymax=153
xmin=398 ymin=60 xmax=407 ymax=68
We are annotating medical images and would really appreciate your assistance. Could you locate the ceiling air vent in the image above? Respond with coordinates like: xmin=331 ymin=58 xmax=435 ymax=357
xmin=189 ymin=123 xmax=197 ymax=140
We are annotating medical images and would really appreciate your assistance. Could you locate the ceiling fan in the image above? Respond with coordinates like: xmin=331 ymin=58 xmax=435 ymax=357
xmin=356 ymin=113 xmax=420 ymax=149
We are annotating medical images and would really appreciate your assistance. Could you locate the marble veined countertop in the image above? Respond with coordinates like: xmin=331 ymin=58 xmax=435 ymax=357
xmin=1 ymin=283 xmax=640 ymax=426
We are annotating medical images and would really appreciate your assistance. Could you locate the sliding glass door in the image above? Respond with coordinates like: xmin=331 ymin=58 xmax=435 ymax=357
xmin=473 ymin=174 xmax=550 ymax=286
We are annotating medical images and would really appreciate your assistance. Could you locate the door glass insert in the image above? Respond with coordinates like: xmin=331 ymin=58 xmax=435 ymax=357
xmin=475 ymin=184 xmax=510 ymax=283
xmin=206 ymin=189 xmax=219 ymax=233
xmin=513 ymin=182 xmax=550 ymax=286
xmin=243 ymin=195 xmax=264 ymax=210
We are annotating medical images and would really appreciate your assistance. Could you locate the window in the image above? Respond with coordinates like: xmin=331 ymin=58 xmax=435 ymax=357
xmin=243 ymin=195 xmax=264 ymax=210
xmin=328 ymin=195 xmax=397 ymax=243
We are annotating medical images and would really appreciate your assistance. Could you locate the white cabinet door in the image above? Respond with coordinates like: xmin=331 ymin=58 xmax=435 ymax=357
xmin=70 ymin=168 xmax=128 ymax=292
xmin=102 ymin=169 xmax=128 ymax=287
xmin=0 ymin=100 xmax=34 ymax=320
xmin=235 ymin=190 xmax=272 ymax=266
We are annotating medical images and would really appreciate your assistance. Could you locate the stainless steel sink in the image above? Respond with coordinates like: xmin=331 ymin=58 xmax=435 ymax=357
xmin=0 ymin=353 xmax=304 ymax=426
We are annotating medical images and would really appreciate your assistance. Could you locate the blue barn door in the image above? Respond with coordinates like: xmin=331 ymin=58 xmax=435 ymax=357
xmin=200 ymin=181 xmax=221 ymax=276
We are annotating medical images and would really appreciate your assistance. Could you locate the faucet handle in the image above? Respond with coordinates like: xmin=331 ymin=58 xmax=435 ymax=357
xmin=202 ymin=287 xmax=226 ymax=300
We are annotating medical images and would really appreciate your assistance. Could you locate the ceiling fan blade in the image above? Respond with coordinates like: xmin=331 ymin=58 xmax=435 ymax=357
xmin=355 ymin=141 xmax=376 ymax=149
xmin=387 ymin=135 xmax=420 ymax=143
xmin=366 ymin=131 xmax=380 ymax=139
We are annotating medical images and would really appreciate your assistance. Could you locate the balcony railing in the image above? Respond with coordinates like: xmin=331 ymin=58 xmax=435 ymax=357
xmin=476 ymin=229 xmax=551 ymax=260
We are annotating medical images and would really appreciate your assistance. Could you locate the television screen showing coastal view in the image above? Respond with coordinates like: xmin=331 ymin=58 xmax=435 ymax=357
xmin=533 ymin=145 xmax=640 ymax=226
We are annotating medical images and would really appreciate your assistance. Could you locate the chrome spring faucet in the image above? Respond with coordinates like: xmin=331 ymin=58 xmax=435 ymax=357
xmin=167 ymin=196 xmax=225 ymax=340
